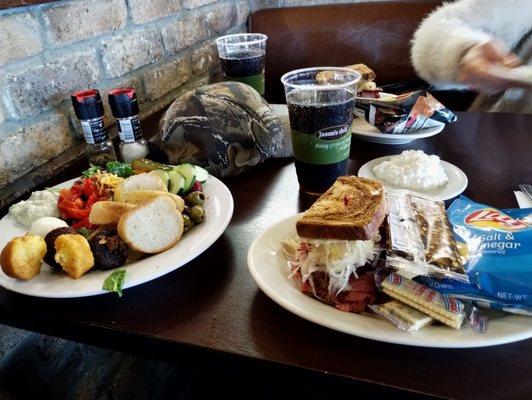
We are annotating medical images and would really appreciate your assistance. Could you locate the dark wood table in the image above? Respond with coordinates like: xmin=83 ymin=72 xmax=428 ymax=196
xmin=0 ymin=111 xmax=531 ymax=399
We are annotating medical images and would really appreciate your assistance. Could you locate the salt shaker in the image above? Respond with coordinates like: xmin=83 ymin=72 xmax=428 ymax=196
xmin=108 ymin=88 xmax=149 ymax=163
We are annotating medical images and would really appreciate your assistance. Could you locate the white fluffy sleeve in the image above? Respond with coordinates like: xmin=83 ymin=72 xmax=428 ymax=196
xmin=410 ymin=0 xmax=532 ymax=89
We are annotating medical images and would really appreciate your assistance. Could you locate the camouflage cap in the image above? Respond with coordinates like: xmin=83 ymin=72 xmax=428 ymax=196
xmin=151 ymin=81 xmax=285 ymax=178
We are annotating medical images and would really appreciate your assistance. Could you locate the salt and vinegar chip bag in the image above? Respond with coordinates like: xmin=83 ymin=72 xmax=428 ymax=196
xmin=415 ymin=196 xmax=532 ymax=315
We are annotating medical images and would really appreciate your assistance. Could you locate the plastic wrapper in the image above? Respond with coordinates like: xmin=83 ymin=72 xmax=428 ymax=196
xmin=353 ymin=90 xmax=457 ymax=134
xmin=414 ymin=196 xmax=532 ymax=315
xmin=465 ymin=304 xmax=489 ymax=333
xmin=369 ymin=301 xmax=434 ymax=332
xmin=386 ymin=189 xmax=468 ymax=282
xmin=472 ymin=300 xmax=532 ymax=316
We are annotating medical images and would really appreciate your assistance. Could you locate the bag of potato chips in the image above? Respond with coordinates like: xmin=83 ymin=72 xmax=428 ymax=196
xmin=353 ymin=90 xmax=457 ymax=134
xmin=415 ymin=196 xmax=532 ymax=315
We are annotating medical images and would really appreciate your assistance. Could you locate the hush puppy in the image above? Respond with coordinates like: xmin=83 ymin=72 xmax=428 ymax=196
xmin=44 ymin=227 xmax=77 ymax=270
xmin=1 ymin=235 xmax=47 ymax=280
xmin=54 ymin=234 xmax=94 ymax=279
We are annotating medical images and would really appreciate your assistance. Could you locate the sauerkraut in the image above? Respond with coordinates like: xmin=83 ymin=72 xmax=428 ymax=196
xmin=285 ymin=238 xmax=376 ymax=295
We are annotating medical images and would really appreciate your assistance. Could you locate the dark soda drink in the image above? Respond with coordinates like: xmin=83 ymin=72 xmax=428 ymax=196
xmin=282 ymin=67 xmax=359 ymax=194
xmin=220 ymin=50 xmax=265 ymax=96
xmin=287 ymin=90 xmax=355 ymax=194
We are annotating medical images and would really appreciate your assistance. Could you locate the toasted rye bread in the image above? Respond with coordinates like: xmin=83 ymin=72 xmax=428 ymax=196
xmin=316 ymin=63 xmax=377 ymax=91
xmin=117 ymin=196 xmax=184 ymax=254
xmin=296 ymin=176 xmax=387 ymax=241
xmin=345 ymin=63 xmax=376 ymax=84
xmin=89 ymin=201 xmax=137 ymax=225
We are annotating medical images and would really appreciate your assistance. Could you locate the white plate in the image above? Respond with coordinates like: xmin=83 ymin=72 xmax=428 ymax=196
xmin=270 ymin=103 xmax=442 ymax=145
xmin=352 ymin=118 xmax=444 ymax=144
xmin=247 ymin=214 xmax=532 ymax=348
xmin=358 ymin=156 xmax=468 ymax=201
xmin=0 ymin=176 xmax=233 ymax=298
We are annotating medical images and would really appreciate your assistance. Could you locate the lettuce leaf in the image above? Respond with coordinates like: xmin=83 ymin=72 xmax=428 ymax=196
xmin=106 ymin=162 xmax=135 ymax=178
xmin=103 ymin=270 xmax=126 ymax=297
xmin=76 ymin=227 xmax=93 ymax=238
xmin=82 ymin=166 xmax=101 ymax=178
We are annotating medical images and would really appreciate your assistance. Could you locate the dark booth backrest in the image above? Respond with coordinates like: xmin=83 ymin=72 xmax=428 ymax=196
xmin=249 ymin=1 xmax=443 ymax=103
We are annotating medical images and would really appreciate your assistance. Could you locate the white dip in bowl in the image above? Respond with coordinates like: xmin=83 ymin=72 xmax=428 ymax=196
xmin=372 ymin=150 xmax=448 ymax=191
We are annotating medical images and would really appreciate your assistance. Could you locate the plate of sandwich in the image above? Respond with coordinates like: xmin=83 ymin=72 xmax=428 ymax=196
xmin=351 ymin=118 xmax=444 ymax=145
xmin=247 ymin=176 xmax=532 ymax=348
xmin=343 ymin=63 xmax=447 ymax=145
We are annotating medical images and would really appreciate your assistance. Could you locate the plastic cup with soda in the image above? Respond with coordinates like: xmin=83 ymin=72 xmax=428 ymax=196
xmin=215 ymin=33 xmax=268 ymax=96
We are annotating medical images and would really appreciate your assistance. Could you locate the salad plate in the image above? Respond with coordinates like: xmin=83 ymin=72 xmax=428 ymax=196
xmin=0 ymin=175 xmax=233 ymax=298
xmin=247 ymin=214 xmax=532 ymax=348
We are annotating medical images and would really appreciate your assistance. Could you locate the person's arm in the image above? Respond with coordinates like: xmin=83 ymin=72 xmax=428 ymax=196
xmin=410 ymin=0 xmax=531 ymax=91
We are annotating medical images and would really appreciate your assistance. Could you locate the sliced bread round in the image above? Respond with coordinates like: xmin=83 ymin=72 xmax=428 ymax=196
xmin=89 ymin=201 xmax=137 ymax=225
xmin=117 ymin=196 xmax=184 ymax=254
xmin=114 ymin=173 xmax=168 ymax=202
xmin=114 ymin=190 xmax=185 ymax=212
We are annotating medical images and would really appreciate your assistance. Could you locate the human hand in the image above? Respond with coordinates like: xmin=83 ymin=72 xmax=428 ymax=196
xmin=457 ymin=40 xmax=526 ymax=92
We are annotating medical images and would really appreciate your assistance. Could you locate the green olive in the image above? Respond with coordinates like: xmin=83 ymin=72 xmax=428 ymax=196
xmin=185 ymin=191 xmax=205 ymax=206
xmin=182 ymin=214 xmax=194 ymax=233
xmin=189 ymin=205 xmax=205 ymax=224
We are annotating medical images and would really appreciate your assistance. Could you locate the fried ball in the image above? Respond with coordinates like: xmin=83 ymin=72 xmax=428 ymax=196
xmin=1 ymin=235 xmax=46 ymax=280
xmin=44 ymin=227 xmax=77 ymax=271
xmin=54 ymin=234 xmax=94 ymax=279
xmin=89 ymin=230 xmax=128 ymax=270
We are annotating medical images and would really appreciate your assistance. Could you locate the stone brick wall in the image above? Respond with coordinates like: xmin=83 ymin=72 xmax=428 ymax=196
xmin=0 ymin=0 xmax=385 ymax=190
xmin=0 ymin=0 xmax=251 ymax=188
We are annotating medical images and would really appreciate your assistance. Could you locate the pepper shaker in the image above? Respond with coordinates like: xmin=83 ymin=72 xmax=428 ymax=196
xmin=71 ymin=89 xmax=117 ymax=168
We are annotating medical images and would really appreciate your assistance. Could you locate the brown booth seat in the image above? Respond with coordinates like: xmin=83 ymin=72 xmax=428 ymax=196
xmin=249 ymin=0 xmax=477 ymax=110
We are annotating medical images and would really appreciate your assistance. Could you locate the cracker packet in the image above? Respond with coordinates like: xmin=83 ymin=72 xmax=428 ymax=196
xmin=379 ymin=273 xmax=465 ymax=329
xmin=369 ymin=300 xmax=434 ymax=332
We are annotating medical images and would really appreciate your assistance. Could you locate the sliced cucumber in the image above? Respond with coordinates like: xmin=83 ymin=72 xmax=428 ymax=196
xmin=174 ymin=163 xmax=196 ymax=193
xmin=168 ymin=169 xmax=186 ymax=195
xmin=193 ymin=165 xmax=209 ymax=183
xmin=150 ymin=169 xmax=170 ymax=189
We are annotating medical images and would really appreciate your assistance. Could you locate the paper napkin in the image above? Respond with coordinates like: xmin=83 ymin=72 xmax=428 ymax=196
xmin=514 ymin=191 xmax=532 ymax=209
